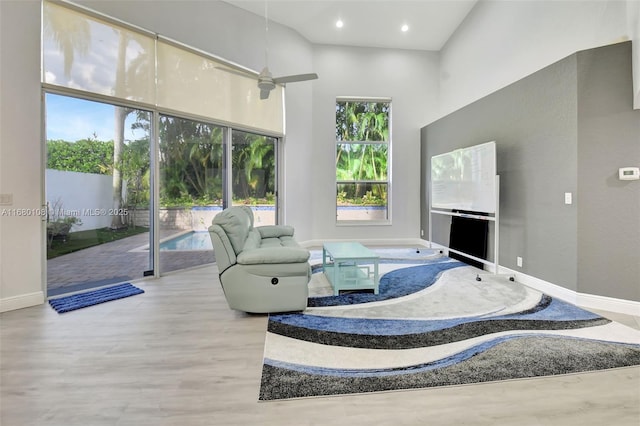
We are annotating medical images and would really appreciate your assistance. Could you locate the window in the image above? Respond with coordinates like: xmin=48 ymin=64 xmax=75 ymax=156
xmin=335 ymin=99 xmax=390 ymax=222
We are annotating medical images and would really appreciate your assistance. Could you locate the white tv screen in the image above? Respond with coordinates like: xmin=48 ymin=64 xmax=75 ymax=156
xmin=430 ymin=141 xmax=497 ymax=214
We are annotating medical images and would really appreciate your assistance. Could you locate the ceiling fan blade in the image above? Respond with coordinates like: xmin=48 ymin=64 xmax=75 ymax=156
xmin=273 ymin=73 xmax=318 ymax=84
xmin=260 ymin=89 xmax=271 ymax=100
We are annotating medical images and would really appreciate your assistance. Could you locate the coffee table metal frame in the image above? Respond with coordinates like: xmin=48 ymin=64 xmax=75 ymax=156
xmin=322 ymin=242 xmax=380 ymax=296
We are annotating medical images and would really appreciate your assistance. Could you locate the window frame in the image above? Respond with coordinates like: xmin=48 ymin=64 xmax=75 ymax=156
xmin=335 ymin=97 xmax=391 ymax=225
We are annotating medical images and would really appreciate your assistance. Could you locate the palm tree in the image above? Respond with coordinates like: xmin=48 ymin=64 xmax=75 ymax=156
xmin=43 ymin=3 xmax=90 ymax=77
xmin=232 ymin=132 xmax=275 ymax=201
xmin=185 ymin=125 xmax=224 ymax=200
xmin=336 ymin=101 xmax=389 ymax=201
xmin=111 ymin=30 xmax=153 ymax=229
xmin=158 ymin=116 xmax=225 ymax=205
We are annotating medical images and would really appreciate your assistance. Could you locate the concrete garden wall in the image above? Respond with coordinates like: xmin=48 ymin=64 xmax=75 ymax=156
xmin=46 ymin=169 xmax=115 ymax=231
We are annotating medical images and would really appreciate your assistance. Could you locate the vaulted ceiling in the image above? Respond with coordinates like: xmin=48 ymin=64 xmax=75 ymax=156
xmin=223 ymin=1 xmax=478 ymax=51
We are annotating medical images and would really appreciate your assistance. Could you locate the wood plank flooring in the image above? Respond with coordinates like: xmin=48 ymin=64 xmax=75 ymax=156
xmin=1 ymin=264 xmax=639 ymax=426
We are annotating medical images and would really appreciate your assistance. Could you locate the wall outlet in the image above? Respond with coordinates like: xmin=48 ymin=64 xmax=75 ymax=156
xmin=564 ymin=192 xmax=572 ymax=204
xmin=421 ymin=229 xmax=424 ymax=237
xmin=517 ymin=256 xmax=523 ymax=267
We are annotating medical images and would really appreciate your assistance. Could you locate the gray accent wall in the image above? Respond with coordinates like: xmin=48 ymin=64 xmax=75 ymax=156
xmin=576 ymin=43 xmax=640 ymax=301
xmin=421 ymin=41 xmax=639 ymax=302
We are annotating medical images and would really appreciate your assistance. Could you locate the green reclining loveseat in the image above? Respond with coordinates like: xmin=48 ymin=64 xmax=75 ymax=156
xmin=208 ymin=206 xmax=311 ymax=313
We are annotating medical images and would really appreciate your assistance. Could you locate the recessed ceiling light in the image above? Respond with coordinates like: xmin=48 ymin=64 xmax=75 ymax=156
xmin=401 ymin=24 xmax=409 ymax=32
xmin=336 ymin=19 xmax=344 ymax=29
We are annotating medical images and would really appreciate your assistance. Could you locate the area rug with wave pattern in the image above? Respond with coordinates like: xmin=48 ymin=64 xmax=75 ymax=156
xmin=259 ymin=252 xmax=640 ymax=401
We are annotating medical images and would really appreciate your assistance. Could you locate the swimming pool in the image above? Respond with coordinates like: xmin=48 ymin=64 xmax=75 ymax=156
xmin=160 ymin=231 xmax=212 ymax=251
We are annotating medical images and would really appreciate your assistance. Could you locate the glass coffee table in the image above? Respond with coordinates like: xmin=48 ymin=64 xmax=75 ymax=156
xmin=322 ymin=242 xmax=380 ymax=295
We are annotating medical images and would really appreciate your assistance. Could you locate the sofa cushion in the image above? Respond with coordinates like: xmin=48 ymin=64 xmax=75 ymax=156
xmin=257 ymin=225 xmax=295 ymax=239
xmin=212 ymin=206 xmax=253 ymax=254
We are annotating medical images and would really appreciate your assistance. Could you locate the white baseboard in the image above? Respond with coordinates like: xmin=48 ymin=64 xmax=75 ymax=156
xmin=497 ymin=265 xmax=639 ymax=316
xmin=497 ymin=265 xmax=579 ymax=304
xmin=577 ymin=293 xmax=640 ymax=317
xmin=0 ymin=291 xmax=44 ymax=313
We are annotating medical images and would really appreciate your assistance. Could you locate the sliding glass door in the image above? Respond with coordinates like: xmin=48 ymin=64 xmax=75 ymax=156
xmin=156 ymin=121 xmax=280 ymax=273
xmin=157 ymin=114 xmax=222 ymax=274
xmin=45 ymin=95 xmax=282 ymax=293
xmin=45 ymin=93 xmax=153 ymax=296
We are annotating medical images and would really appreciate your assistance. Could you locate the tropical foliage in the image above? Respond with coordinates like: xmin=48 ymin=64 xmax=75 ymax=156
xmin=336 ymin=101 xmax=389 ymax=142
xmin=47 ymin=135 xmax=151 ymax=207
xmin=231 ymin=130 xmax=276 ymax=201
xmin=158 ymin=116 xmax=224 ymax=207
xmin=157 ymin=117 xmax=276 ymax=206
xmin=335 ymin=101 xmax=389 ymax=206
xmin=47 ymin=138 xmax=113 ymax=174
xmin=121 ymin=138 xmax=151 ymax=208
xmin=46 ymin=115 xmax=277 ymax=209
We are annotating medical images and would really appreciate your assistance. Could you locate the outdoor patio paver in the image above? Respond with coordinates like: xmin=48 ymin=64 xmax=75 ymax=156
xmin=47 ymin=230 xmax=215 ymax=293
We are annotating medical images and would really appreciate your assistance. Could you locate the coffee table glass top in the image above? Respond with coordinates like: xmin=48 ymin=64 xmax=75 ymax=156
xmin=322 ymin=242 xmax=378 ymax=259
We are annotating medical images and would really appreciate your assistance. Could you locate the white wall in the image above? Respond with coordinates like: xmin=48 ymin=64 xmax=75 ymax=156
xmin=311 ymin=45 xmax=439 ymax=241
xmin=629 ymin=0 xmax=640 ymax=108
xmin=46 ymin=170 xmax=114 ymax=230
xmin=438 ymin=0 xmax=638 ymax=118
xmin=0 ymin=0 xmax=44 ymax=311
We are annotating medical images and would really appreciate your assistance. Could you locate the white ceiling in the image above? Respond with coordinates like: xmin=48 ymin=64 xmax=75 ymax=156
xmin=223 ymin=0 xmax=478 ymax=51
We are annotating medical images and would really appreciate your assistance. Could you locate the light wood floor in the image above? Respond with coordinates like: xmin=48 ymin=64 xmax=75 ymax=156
xmin=1 ymin=264 xmax=639 ymax=426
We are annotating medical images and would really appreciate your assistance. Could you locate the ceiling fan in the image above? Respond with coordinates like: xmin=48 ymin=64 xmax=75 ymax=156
xmin=256 ymin=68 xmax=318 ymax=100
xmin=223 ymin=0 xmax=318 ymax=100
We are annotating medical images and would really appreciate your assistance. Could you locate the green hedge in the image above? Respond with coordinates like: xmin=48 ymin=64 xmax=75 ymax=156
xmin=47 ymin=139 xmax=114 ymax=174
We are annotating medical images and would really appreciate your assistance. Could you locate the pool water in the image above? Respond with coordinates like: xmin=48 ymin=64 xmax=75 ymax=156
xmin=160 ymin=231 xmax=212 ymax=251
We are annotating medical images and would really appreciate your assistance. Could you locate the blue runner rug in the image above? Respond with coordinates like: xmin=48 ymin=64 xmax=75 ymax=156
xmin=49 ymin=283 xmax=144 ymax=313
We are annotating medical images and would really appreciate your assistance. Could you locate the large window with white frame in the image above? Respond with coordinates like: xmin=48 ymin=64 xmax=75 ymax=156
xmin=335 ymin=98 xmax=391 ymax=222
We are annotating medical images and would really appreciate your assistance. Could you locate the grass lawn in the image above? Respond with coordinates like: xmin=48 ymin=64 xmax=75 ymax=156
xmin=47 ymin=226 xmax=149 ymax=259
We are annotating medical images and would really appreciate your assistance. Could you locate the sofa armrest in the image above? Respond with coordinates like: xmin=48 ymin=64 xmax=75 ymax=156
xmin=237 ymin=247 xmax=310 ymax=265
xmin=257 ymin=225 xmax=294 ymax=239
